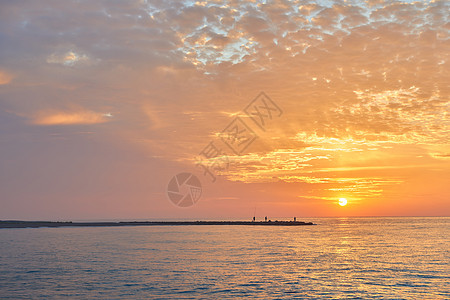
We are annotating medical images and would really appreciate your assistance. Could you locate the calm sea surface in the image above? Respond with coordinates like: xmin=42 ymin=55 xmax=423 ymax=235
xmin=0 ymin=217 xmax=448 ymax=299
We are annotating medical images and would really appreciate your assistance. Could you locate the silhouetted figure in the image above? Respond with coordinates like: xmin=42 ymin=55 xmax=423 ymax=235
xmin=294 ymin=217 xmax=296 ymax=222
xmin=265 ymin=216 xmax=268 ymax=222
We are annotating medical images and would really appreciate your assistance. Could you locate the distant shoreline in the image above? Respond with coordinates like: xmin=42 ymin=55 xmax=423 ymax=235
xmin=0 ymin=220 xmax=315 ymax=229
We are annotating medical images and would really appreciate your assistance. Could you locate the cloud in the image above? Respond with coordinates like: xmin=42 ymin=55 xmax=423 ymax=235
xmin=46 ymin=50 xmax=95 ymax=67
xmin=32 ymin=110 xmax=112 ymax=125
xmin=0 ymin=0 xmax=448 ymax=217
xmin=0 ymin=69 xmax=13 ymax=85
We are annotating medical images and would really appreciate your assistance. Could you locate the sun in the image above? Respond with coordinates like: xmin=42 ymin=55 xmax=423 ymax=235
xmin=338 ymin=198 xmax=348 ymax=206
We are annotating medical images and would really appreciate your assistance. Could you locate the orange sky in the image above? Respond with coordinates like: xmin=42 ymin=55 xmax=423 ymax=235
xmin=0 ymin=0 xmax=448 ymax=220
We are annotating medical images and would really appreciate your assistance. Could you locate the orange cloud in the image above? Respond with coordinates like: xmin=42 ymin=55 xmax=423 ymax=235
xmin=0 ymin=69 xmax=13 ymax=85
xmin=33 ymin=110 xmax=111 ymax=125
xmin=0 ymin=0 xmax=448 ymax=218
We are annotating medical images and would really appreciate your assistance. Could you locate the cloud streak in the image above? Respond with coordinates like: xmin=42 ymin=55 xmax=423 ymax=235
xmin=32 ymin=110 xmax=112 ymax=125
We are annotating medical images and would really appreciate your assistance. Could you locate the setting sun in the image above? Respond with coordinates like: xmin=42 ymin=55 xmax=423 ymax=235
xmin=339 ymin=198 xmax=348 ymax=207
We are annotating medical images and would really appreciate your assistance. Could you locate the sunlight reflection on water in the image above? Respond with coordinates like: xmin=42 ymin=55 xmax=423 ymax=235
xmin=0 ymin=217 xmax=448 ymax=299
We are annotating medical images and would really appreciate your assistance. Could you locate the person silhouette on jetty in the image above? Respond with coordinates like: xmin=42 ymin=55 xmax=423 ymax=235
xmin=265 ymin=216 xmax=268 ymax=222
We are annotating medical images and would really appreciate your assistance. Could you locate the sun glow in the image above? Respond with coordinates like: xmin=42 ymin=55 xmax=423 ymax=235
xmin=339 ymin=198 xmax=348 ymax=206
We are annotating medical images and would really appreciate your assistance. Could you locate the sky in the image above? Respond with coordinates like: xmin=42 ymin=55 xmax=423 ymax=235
xmin=0 ymin=0 xmax=449 ymax=220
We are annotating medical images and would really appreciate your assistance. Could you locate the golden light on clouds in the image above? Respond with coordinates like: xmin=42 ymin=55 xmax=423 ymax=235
xmin=0 ymin=0 xmax=448 ymax=218
xmin=33 ymin=110 xmax=112 ymax=125
xmin=46 ymin=49 xmax=94 ymax=67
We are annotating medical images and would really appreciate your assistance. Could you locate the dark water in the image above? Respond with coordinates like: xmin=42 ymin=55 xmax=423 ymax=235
xmin=0 ymin=217 xmax=449 ymax=299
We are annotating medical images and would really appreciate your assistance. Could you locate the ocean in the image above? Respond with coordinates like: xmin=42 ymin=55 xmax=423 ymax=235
xmin=0 ymin=217 xmax=448 ymax=299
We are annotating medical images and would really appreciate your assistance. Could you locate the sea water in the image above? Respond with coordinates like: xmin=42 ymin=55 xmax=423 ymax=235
xmin=0 ymin=217 xmax=448 ymax=299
